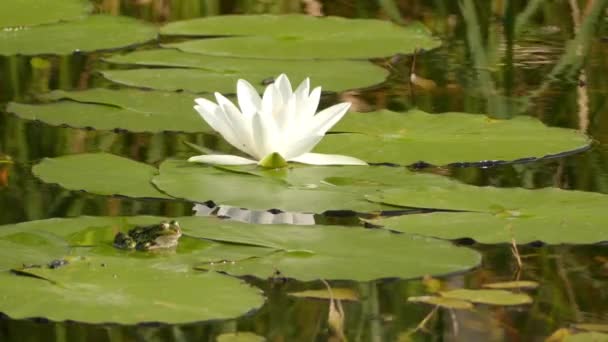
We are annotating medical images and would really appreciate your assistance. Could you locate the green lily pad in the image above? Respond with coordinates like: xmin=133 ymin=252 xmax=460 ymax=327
xmin=439 ymin=289 xmax=532 ymax=306
xmin=366 ymin=183 xmax=608 ymax=244
xmin=0 ymin=216 xmax=273 ymax=324
xmin=0 ymin=15 xmax=157 ymax=56
xmin=315 ymin=109 xmax=590 ymax=166
xmin=482 ymin=281 xmax=539 ymax=290
xmin=217 ymin=332 xmax=266 ymax=342
xmin=185 ymin=218 xmax=481 ymax=281
xmin=33 ymin=153 xmax=172 ymax=199
xmin=102 ymin=49 xmax=388 ymax=93
xmin=0 ymin=262 xmax=263 ymax=324
xmin=160 ymin=15 xmax=439 ymax=59
xmin=407 ymin=296 xmax=474 ymax=310
xmin=7 ymin=89 xmax=211 ymax=132
xmin=153 ymin=159 xmax=459 ymax=213
xmin=0 ymin=0 xmax=90 ymax=28
xmin=288 ymin=288 xmax=359 ymax=301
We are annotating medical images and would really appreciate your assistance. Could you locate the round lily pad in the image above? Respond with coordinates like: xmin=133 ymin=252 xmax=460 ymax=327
xmin=7 ymin=89 xmax=211 ymax=132
xmin=0 ymin=15 xmax=157 ymax=56
xmin=102 ymin=49 xmax=388 ymax=93
xmin=366 ymin=183 xmax=608 ymax=244
xmin=152 ymin=159 xmax=458 ymax=213
xmin=315 ymin=109 xmax=590 ymax=166
xmin=182 ymin=217 xmax=481 ymax=281
xmin=33 ymin=153 xmax=172 ymax=199
xmin=0 ymin=0 xmax=90 ymax=28
xmin=0 ymin=216 xmax=270 ymax=324
xmin=160 ymin=15 xmax=439 ymax=59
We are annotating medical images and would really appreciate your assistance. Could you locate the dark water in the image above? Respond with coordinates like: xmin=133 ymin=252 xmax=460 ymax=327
xmin=1 ymin=0 xmax=608 ymax=341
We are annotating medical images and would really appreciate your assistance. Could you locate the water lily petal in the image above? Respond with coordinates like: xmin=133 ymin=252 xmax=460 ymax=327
xmin=274 ymin=74 xmax=292 ymax=105
xmin=290 ymin=153 xmax=368 ymax=165
xmin=252 ymin=112 xmax=280 ymax=158
xmin=308 ymin=102 xmax=351 ymax=135
xmin=194 ymin=104 xmax=240 ymax=148
xmin=236 ymin=79 xmax=261 ymax=117
xmin=302 ymin=86 xmax=321 ymax=120
xmin=195 ymin=97 xmax=218 ymax=113
xmin=284 ymin=134 xmax=323 ymax=160
xmin=261 ymin=85 xmax=274 ymax=115
xmin=188 ymin=154 xmax=257 ymax=165
xmin=219 ymin=102 xmax=257 ymax=158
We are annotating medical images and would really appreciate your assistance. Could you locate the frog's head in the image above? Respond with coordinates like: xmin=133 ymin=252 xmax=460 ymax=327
xmin=160 ymin=220 xmax=182 ymax=237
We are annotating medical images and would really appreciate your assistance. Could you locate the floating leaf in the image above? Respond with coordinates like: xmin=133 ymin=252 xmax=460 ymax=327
xmin=0 ymin=0 xmax=90 ymax=28
xmin=439 ymin=289 xmax=532 ymax=306
xmin=0 ymin=216 xmax=272 ymax=324
xmin=407 ymin=296 xmax=473 ymax=310
xmin=0 ymin=261 xmax=263 ymax=324
xmin=315 ymin=109 xmax=590 ymax=166
xmin=153 ymin=159 xmax=457 ymax=213
xmin=8 ymin=89 xmax=210 ymax=132
xmin=482 ymin=281 xmax=539 ymax=290
xmin=216 ymin=332 xmax=266 ymax=342
xmin=160 ymin=15 xmax=439 ymax=59
xmin=0 ymin=15 xmax=157 ymax=56
xmin=102 ymin=49 xmax=388 ymax=93
xmin=33 ymin=153 xmax=172 ymax=199
xmin=289 ymin=288 xmax=359 ymax=301
xmin=186 ymin=218 xmax=481 ymax=281
xmin=366 ymin=182 xmax=608 ymax=244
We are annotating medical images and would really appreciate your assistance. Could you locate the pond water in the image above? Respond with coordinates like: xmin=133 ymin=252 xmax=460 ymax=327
xmin=1 ymin=0 xmax=608 ymax=341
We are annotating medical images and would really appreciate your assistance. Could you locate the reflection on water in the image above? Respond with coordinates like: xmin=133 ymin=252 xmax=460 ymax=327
xmin=1 ymin=0 xmax=608 ymax=340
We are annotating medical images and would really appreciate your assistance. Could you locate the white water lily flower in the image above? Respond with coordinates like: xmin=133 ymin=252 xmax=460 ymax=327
xmin=189 ymin=74 xmax=367 ymax=167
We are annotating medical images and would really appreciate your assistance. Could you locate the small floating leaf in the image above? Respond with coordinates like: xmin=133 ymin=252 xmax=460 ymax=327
xmin=7 ymin=89 xmax=210 ymax=133
xmin=407 ymin=296 xmax=473 ymax=310
xmin=482 ymin=281 xmax=539 ymax=290
xmin=574 ymin=324 xmax=608 ymax=333
xmin=216 ymin=332 xmax=266 ymax=342
xmin=439 ymin=289 xmax=532 ymax=306
xmin=33 ymin=153 xmax=171 ymax=199
xmin=0 ymin=15 xmax=157 ymax=56
xmin=289 ymin=288 xmax=359 ymax=301
xmin=564 ymin=332 xmax=608 ymax=342
xmin=161 ymin=15 xmax=439 ymax=59
xmin=103 ymin=49 xmax=388 ymax=93
xmin=315 ymin=109 xmax=590 ymax=166
xmin=0 ymin=0 xmax=90 ymax=28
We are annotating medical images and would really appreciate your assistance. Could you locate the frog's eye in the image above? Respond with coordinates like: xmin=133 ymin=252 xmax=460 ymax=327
xmin=170 ymin=220 xmax=179 ymax=226
xmin=161 ymin=222 xmax=170 ymax=229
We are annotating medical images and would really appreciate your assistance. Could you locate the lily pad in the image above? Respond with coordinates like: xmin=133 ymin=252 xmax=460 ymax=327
xmin=33 ymin=153 xmax=172 ymax=199
xmin=0 ymin=261 xmax=263 ymax=324
xmin=439 ymin=289 xmax=532 ymax=306
xmin=7 ymin=89 xmax=210 ymax=132
xmin=161 ymin=14 xmax=439 ymax=59
xmin=160 ymin=15 xmax=439 ymax=59
xmin=288 ymin=288 xmax=359 ymax=301
xmin=407 ymin=296 xmax=473 ymax=310
xmin=217 ymin=333 xmax=266 ymax=342
xmin=152 ymin=159 xmax=459 ymax=213
xmin=102 ymin=49 xmax=388 ymax=93
xmin=315 ymin=109 xmax=590 ymax=166
xmin=482 ymin=281 xmax=539 ymax=290
xmin=186 ymin=218 xmax=481 ymax=281
xmin=366 ymin=183 xmax=608 ymax=244
xmin=0 ymin=216 xmax=272 ymax=324
xmin=0 ymin=15 xmax=157 ymax=56
xmin=0 ymin=0 xmax=90 ymax=28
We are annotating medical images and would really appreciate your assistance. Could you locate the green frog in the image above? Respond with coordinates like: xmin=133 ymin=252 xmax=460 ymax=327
xmin=113 ymin=220 xmax=182 ymax=251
